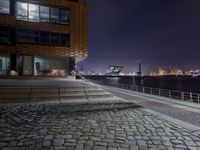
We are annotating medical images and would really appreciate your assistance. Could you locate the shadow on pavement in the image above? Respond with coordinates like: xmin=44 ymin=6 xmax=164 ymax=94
xmin=0 ymin=102 xmax=141 ymax=115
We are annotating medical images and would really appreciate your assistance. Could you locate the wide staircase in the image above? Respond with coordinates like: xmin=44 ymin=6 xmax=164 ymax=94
xmin=0 ymin=84 xmax=121 ymax=104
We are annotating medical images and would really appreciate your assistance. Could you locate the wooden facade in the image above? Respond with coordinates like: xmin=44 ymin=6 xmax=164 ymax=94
xmin=0 ymin=0 xmax=88 ymax=58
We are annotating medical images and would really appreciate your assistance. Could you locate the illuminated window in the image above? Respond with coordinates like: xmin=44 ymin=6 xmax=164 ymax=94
xmin=29 ymin=4 xmax=39 ymax=22
xmin=60 ymin=9 xmax=69 ymax=24
xmin=0 ymin=0 xmax=10 ymax=14
xmin=50 ymin=8 xmax=60 ymax=23
xmin=40 ymin=6 xmax=50 ymax=22
xmin=16 ymin=2 xmax=28 ymax=20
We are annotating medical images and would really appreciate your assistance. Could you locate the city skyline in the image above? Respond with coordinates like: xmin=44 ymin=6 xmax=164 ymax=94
xmin=80 ymin=0 xmax=200 ymax=73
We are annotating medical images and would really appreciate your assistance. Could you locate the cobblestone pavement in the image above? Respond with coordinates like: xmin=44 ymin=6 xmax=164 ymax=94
xmin=105 ymin=87 xmax=200 ymax=127
xmin=0 ymin=103 xmax=200 ymax=150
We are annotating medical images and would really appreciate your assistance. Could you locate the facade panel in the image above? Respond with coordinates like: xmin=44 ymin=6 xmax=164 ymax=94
xmin=0 ymin=0 xmax=88 ymax=76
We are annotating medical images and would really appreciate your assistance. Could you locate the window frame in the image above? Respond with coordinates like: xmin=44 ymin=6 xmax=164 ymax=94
xmin=60 ymin=9 xmax=70 ymax=25
xmin=0 ymin=26 xmax=14 ymax=45
xmin=28 ymin=3 xmax=39 ymax=22
xmin=50 ymin=7 xmax=60 ymax=24
xmin=39 ymin=31 xmax=50 ymax=44
xmin=0 ymin=0 xmax=10 ymax=14
xmin=50 ymin=32 xmax=60 ymax=45
xmin=39 ymin=5 xmax=50 ymax=23
xmin=15 ymin=28 xmax=70 ymax=47
xmin=15 ymin=1 xmax=70 ymax=25
xmin=16 ymin=28 xmax=40 ymax=44
xmin=60 ymin=33 xmax=70 ymax=46
xmin=16 ymin=1 xmax=28 ymax=21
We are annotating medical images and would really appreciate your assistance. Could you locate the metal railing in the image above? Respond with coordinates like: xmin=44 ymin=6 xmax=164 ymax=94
xmin=88 ymin=79 xmax=200 ymax=104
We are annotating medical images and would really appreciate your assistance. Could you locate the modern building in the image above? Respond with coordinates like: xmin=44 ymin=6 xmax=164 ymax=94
xmin=105 ymin=65 xmax=123 ymax=76
xmin=0 ymin=0 xmax=87 ymax=76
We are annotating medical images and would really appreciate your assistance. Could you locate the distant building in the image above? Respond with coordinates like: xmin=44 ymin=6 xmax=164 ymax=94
xmin=0 ymin=0 xmax=87 ymax=76
xmin=137 ymin=63 xmax=142 ymax=76
xmin=105 ymin=65 xmax=123 ymax=76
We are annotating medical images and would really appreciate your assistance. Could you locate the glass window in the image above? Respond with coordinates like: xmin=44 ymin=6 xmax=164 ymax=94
xmin=16 ymin=2 xmax=28 ymax=20
xmin=60 ymin=9 xmax=69 ymax=24
xmin=60 ymin=33 xmax=70 ymax=46
xmin=40 ymin=31 xmax=49 ymax=44
xmin=0 ymin=0 xmax=10 ymax=14
xmin=0 ymin=27 xmax=13 ymax=45
xmin=50 ymin=7 xmax=60 ymax=23
xmin=0 ymin=55 xmax=10 ymax=75
xmin=29 ymin=4 xmax=39 ymax=22
xmin=17 ymin=29 xmax=39 ymax=44
xmin=50 ymin=32 xmax=60 ymax=45
xmin=40 ymin=6 xmax=49 ymax=22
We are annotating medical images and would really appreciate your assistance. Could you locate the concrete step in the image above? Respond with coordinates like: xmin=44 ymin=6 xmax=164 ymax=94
xmin=30 ymin=97 xmax=59 ymax=102
xmin=60 ymin=91 xmax=84 ymax=95
xmin=60 ymin=95 xmax=86 ymax=100
xmin=0 ymin=94 xmax=29 ymax=98
xmin=87 ymin=93 xmax=113 ymax=99
xmin=31 ymin=89 xmax=59 ymax=93
xmin=59 ymin=86 xmax=99 ymax=91
xmin=84 ymin=86 xmax=99 ymax=90
xmin=59 ymin=87 xmax=84 ymax=91
xmin=0 ymin=88 xmax=30 ymax=94
xmin=0 ymin=85 xmax=116 ymax=103
xmin=0 ymin=98 xmax=29 ymax=104
xmin=85 ymin=89 xmax=107 ymax=94
xmin=60 ymin=89 xmax=106 ymax=95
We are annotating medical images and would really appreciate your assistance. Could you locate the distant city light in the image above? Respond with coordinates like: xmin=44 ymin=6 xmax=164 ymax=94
xmin=148 ymin=66 xmax=200 ymax=76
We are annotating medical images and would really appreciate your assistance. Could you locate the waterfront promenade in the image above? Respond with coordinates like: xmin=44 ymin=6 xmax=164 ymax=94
xmin=0 ymin=79 xmax=200 ymax=150
xmin=103 ymin=85 xmax=200 ymax=127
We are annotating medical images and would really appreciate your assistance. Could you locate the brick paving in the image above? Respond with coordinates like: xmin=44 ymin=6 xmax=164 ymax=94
xmin=0 ymin=103 xmax=200 ymax=150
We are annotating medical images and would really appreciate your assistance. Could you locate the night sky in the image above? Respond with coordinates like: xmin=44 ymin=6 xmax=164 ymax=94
xmin=80 ymin=0 xmax=200 ymax=74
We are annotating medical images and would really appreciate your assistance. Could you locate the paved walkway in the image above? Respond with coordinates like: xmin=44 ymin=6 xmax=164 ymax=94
xmin=1 ymin=81 xmax=200 ymax=150
xmin=103 ymin=86 xmax=200 ymax=127
xmin=0 ymin=102 xmax=200 ymax=150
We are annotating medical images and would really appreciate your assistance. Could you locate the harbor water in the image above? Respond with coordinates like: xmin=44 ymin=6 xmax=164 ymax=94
xmin=85 ymin=75 xmax=200 ymax=94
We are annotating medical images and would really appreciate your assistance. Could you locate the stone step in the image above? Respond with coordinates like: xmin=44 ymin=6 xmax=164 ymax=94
xmin=0 ymin=94 xmax=30 ymax=98
xmin=29 ymin=93 xmax=113 ymax=102
xmin=87 ymin=93 xmax=113 ymax=99
xmin=60 ymin=95 xmax=86 ymax=100
xmin=30 ymin=97 xmax=59 ymax=102
xmin=85 ymin=89 xmax=107 ymax=94
xmin=0 ymin=88 xmax=30 ymax=93
xmin=60 ymin=91 xmax=85 ymax=95
xmin=60 ymin=89 xmax=106 ymax=94
xmin=0 ymin=85 xmax=115 ymax=103
xmin=59 ymin=86 xmax=99 ymax=90
xmin=0 ymin=99 xmax=28 ymax=104
xmin=31 ymin=93 xmax=59 ymax=97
